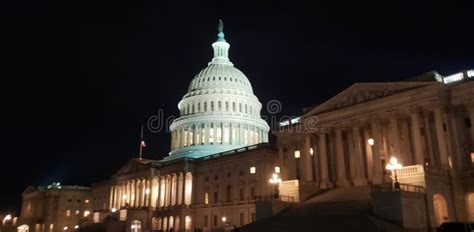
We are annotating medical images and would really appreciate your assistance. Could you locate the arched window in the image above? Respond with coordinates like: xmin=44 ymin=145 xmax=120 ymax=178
xmin=131 ymin=220 xmax=142 ymax=232
xmin=169 ymin=216 xmax=174 ymax=230
xmin=185 ymin=216 xmax=191 ymax=231
xmin=226 ymin=185 xmax=232 ymax=202
xmin=233 ymin=102 xmax=236 ymax=112
xmin=163 ymin=217 xmax=168 ymax=231
xmin=467 ymin=193 xmax=474 ymax=221
xmin=184 ymin=172 xmax=193 ymax=205
xmin=433 ymin=194 xmax=449 ymax=225
xmin=204 ymin=102 xmax=207 ymax=112
xmin=225 ymin=102 xmax=229 ymax=111
xmin=211 ymin=101 xmax=214 ymax=111
xmin=198 ymin=103 xmax=201 ymax=112
xmin=239 ymin=103 xmax=242 ymax=113
xmin=218 ymin=101 xmax=222 ymax=111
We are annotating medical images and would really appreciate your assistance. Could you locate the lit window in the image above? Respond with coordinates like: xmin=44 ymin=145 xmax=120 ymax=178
xmin=223 ymin=126 xmax=230 ymax=143
xmin=85 ymin=199 xmax=90 ymax=203
xmin=209 ymin=125 xmax=214 ymax=143
xmin=189 ymin=131 xmax=194 ymax=145
xmin=75 ymin=210 xmax=80 ymax=215
xmin=204 ymin=192 xmax=209 ymax=205
xmin=250 ymin=167 xmax=256 ymax=174
xmin=309 ymin=148 xmax=314 ymax=156
xmin=183 ymin=130 xmax=188 ymax=146
xmin=66 ymin=210 xmax=70 ymax=217
xmin=83 ymin=210 xmax=90 ymax=217
xmin=471 ymin=152 xmax=474 ymax=166
xmin=294 ymin=150 xmax=300 ymax=158
xmin=275 ymin=166 xmax=280 ymax=173
xmin=216 ymin=126 xmax=222 ymax=143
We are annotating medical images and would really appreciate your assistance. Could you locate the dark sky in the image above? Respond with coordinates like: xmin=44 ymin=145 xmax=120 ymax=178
xmin=1 ymin=0 xmax=473 ymax=213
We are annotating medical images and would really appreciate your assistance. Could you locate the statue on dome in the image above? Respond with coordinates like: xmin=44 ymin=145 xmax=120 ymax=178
xmin=217 ymin=19 xmax=224 ymax=32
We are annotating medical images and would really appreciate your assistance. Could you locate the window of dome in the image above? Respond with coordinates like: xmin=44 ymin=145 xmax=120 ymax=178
xmin=218 ymin=77 xmax=221 ymax=80
xmin=213 ymin=77 xmax=215 ymax=81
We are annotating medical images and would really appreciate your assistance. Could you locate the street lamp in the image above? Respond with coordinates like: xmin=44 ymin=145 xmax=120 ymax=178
xmin=367 ymin=138 xmax=374 ymax=146
xmin=269 ymin=173 xmax=282 ymax=198
xmin=385 ymin=157 xmax=403 ymax=190
xmin=3 ymin=214 xmax=12 ymax=225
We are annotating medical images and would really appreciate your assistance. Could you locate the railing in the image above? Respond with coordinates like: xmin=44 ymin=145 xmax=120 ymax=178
xmin=371 ymin=183 xmax=425 ymax=193
xmin=399 ymin=183 xmax=426 ymax=193
xmin=254 ymin=195 xmax=295 ymax=202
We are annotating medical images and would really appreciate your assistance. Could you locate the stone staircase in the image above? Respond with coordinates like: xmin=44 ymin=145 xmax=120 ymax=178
xmin=241 ymin=186 xmax=403 ymax=232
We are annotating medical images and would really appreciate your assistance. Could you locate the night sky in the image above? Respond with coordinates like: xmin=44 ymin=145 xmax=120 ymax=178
xmin=1 ymin=0 xmax=473 ymax=213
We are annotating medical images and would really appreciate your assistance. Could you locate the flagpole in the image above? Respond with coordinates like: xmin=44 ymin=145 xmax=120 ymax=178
xmin=139 ymin=124 xmax=144 ymax=159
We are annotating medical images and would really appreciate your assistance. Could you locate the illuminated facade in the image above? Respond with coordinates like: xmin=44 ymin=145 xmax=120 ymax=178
xmin=168 ymin=21 xmax=269 ymax=160
xmin=17 ymin=184 xmax=91 ymax=232
xmin=85 ymin=22 xmax=279 ymax=232
xmin=275 ymin=70 xmax=474 ymax=230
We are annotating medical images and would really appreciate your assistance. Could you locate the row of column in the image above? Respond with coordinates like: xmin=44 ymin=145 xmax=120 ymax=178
xmin=281 ymin=106 xmax=472 ymax=188
xmin=109 ymin=172 xmax=194 ymax=210
xmin=171 ymin=123 xmax=267 ymax=149
xmin=181 ymin=99 xmax=257 ymax=117
xmin=110 ymin=178 xmax=155 ymax=209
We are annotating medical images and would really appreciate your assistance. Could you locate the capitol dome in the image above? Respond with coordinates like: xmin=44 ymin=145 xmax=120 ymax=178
xmin=166 ymin=20 xmax=270 ymax=160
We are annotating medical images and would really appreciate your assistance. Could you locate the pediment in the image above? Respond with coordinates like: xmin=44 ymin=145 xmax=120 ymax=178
xmin=22 ymin=186 xmax=37 ymax=195
xmin=304 ymin=82 xmax=438 ymax=117
xmin=115 ymin=158 xmax=154 ymax=176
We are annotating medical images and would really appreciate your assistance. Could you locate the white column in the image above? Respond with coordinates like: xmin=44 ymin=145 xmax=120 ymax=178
xmin=389 ymin=117 xmax=402 ymax=159
xmin=422 ymin=111 xmax=436 ymax=166
xmin=352 ymin=126 xmax=368 ymax=186
xmin=109 ymin=187 xmax=114 ymax=209
xmin=370 ymin=120 xmax=383 ymax=184
xmin=363 ymin=126 xmax=374 ymax=182
xmin=335 ymin=128 xmax=349 ymax=187
xmin=287 ymin=145 xmax=297 ymax=180
xmin=318 ymin=133 xmax=332 ymax=188
xmin=303 ymin=136 xmax=313 ymax=181
xmin=434 ymin=107 xmax=449 ymax=168
xmin=177 ymin=173 xmax=184 ymax=205
xmin=410 ymin=109 xmax=425 ymax=164
xmin=171 ymin=174 xmax=177 ymax=206
xmin=159 ymin=177 xmax=165 ymax=207
xmin=131 ymin=180 xmax=136 ymax=208
xmin=151 ymin=177 xmax=158 ymax=208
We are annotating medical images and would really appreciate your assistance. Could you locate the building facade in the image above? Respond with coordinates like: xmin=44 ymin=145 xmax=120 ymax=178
xmin=275 ymin=70 xmax=474 ymax=229
xmin=18 ymin=22 xmax=474 ymax=232
xmin=89 ymin=22 xmax=279 ymax=232
xmin=18 ymin=183 xmax=91 ymax=232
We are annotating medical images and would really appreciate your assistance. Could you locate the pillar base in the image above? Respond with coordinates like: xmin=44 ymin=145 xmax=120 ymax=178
xmin=353 ymin=177 xmax=368 ymax=186
xmin=336 ymin=178 xmax=350 ymax=187
xmin=319 ymin=180 xmax=333 ymax=189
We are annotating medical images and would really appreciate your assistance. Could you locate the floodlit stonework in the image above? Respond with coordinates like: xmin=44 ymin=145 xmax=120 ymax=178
xmin=275 ymin=70 xmax=474 ymax=230
xmin=17 ymin=21 xmax=474 ymax=232
xmin=17 ymin=183 xmax=91 ymax=232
